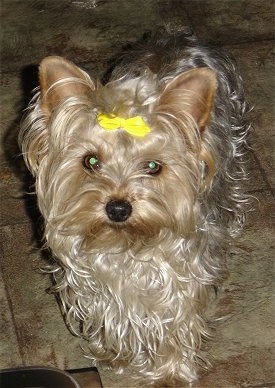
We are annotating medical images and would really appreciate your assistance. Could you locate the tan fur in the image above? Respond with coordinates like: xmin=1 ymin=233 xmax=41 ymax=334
xmin=19 ymin=33 xmax=250 ymax=385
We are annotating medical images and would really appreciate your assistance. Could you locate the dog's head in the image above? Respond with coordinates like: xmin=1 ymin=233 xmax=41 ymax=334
xmin=20 ymin=56 xmax=217 ymax=254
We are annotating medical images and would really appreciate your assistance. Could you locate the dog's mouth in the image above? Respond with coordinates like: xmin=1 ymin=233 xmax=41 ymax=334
xmin=82 ymin=202 xmax=162 ymax=253
xmin=84 ymin=223 xmax=144 ymax=253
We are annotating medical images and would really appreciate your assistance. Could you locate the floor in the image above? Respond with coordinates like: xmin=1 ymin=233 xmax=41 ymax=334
xmin=0 ymin=1 xmax=274 ymax=387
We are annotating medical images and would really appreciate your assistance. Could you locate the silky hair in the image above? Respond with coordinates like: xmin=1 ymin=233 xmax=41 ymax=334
xmin=19 ymin=32 xmax=250 ymax=385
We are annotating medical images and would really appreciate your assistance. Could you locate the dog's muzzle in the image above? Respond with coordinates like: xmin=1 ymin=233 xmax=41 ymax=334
xmin=105 ymin=200 xmax=132 ymax=222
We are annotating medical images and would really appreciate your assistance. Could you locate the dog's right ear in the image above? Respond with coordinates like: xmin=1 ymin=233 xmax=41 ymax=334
xmin=19 ymin=57 xmax=95 ymax=175
xmin=39 ymin=56 xmax=95 ymax=116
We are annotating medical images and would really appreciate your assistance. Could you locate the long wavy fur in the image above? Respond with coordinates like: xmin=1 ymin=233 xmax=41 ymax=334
xmin=19 ymin=32 xmax=250 ymax=385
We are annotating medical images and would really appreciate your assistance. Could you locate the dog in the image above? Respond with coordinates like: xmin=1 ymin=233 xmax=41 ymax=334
xmin=19 ymin=32 xmax=250 ymax=385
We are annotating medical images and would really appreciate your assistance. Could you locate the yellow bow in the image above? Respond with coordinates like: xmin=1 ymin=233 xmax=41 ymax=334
xmin=97 ymin=113 xmax=151 ymax=137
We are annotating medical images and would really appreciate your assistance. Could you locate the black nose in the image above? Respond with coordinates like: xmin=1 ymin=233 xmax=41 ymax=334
xmin=105 ymin=200 xmax=132 ymax=222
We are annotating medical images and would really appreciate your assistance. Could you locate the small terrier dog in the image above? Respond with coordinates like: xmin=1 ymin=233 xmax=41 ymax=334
xmin=19 ymin=32 xmax=249 ymax=385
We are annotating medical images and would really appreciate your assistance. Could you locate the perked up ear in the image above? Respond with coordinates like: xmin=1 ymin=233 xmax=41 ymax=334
xmin=39 ymin=56 xmax=95 ymax=116
xmin=157 ymin=67 xmax=217 ymax=131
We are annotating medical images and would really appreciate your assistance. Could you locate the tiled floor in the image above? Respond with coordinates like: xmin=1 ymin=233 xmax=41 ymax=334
xmin=1 ymin=1 xmax=274 ymax=387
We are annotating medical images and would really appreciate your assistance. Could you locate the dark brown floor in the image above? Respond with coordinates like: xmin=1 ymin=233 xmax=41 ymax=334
xmin=1 ymin=1 xmax=274 ymax=387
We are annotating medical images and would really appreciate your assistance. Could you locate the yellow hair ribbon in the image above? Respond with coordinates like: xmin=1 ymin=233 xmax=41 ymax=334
xmin=97 ymin=113 xmax=151 ymax=137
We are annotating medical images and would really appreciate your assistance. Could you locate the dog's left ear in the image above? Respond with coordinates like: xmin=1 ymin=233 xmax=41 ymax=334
xmin=156 ymin=67 xmax=217 ymax=131
xmin=39 ymin=56 xmax=95 ymax=116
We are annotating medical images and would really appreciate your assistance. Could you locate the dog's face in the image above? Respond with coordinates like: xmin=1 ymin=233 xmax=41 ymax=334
xmin=23 ymin=56 xmax=217 ymax=255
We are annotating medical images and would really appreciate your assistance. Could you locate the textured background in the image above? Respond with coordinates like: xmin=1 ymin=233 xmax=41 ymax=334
xmin=0 ymin=1 xmax=274 ymax=387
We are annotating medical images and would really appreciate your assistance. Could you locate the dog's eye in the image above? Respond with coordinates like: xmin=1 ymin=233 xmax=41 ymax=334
xmin=145 ymin=161 xmax=162 ymax=175
xmin=83 ymin=154 xmax=100 ymax=171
